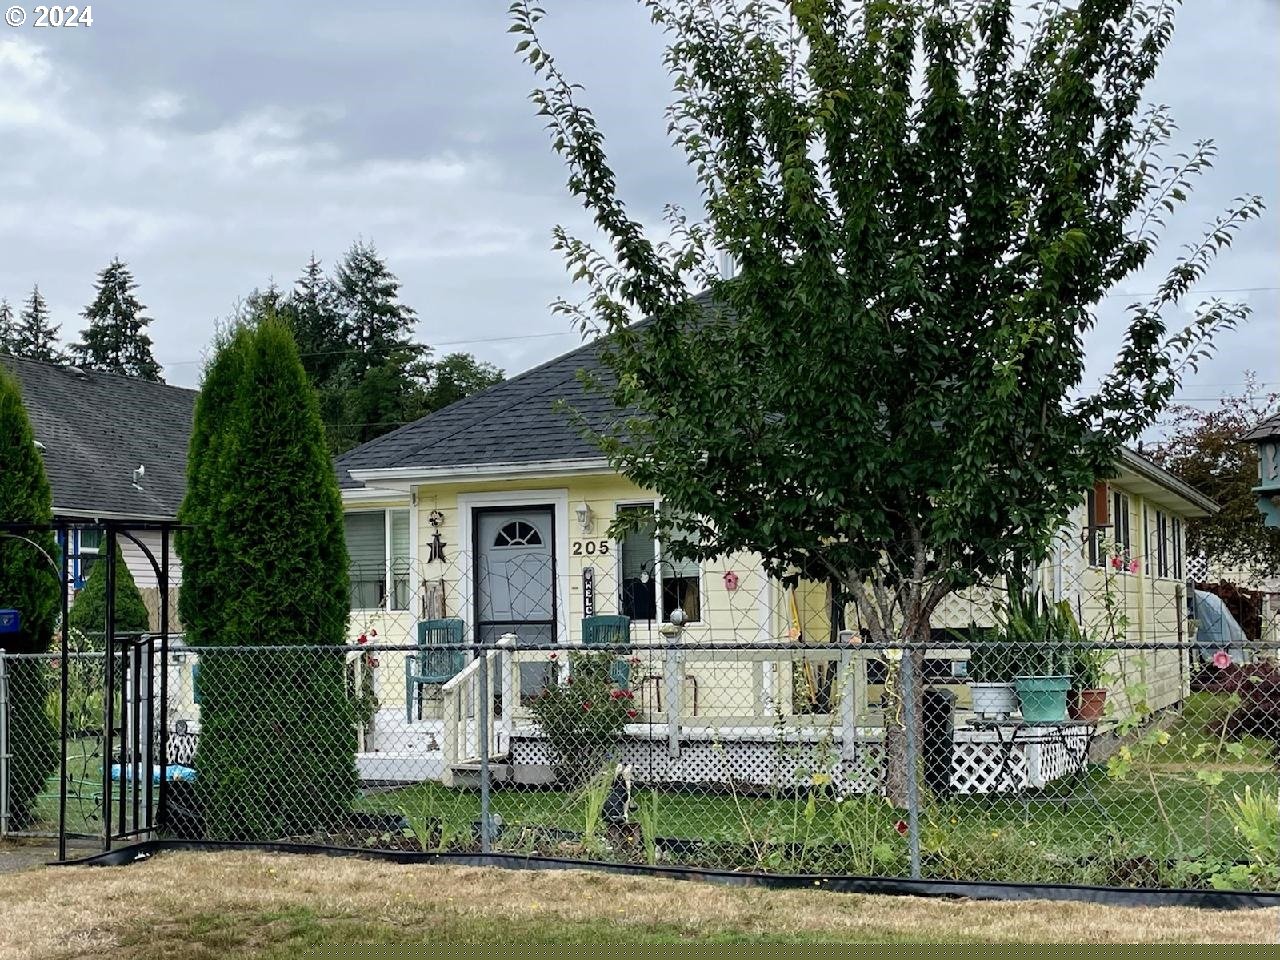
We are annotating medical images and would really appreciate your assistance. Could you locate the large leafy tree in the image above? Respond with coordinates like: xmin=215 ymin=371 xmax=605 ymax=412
xmin=0 ymin=367 xmax=60 ymax=826
xmin=513 ymin=0 xmax=1264 ymax=802
xmin=1149 ymin=374 xmax=1280 ymax=581
xmin=13 ymin=285 xmax=64 ymax=364
xmin=70 ymin=258 xmax=163 ymax=381
xmin=178 ymin=314 xmax=357 ymax=840
xmin=424 ymin=352 xmax=505 ymax=412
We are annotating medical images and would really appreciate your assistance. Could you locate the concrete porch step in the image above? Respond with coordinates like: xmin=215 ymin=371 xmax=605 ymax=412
xmin=448 ymin=760 xmax=514 ymax=788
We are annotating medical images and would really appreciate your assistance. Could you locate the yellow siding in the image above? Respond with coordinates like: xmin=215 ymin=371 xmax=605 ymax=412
xmin=345 ymin=470 xmax=1198 ymax=725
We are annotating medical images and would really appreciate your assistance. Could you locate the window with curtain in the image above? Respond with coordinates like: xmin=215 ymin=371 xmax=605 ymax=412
xmin=1085 ymin=489 xmax=1104 ymax=568
xmin=345 ymin=509 xmax=411 ymax=611
xmin=1155 ymin=510 xmax=1170 ymax=578
xmin=617 ymin=503 xmax=701 ymax=623
xmin=1111 ymin=491 xmax=1131 ymax=566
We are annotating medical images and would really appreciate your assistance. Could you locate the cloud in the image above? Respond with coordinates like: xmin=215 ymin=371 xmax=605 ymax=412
xmin=0 ymin=0 xmax=1271 ymax=411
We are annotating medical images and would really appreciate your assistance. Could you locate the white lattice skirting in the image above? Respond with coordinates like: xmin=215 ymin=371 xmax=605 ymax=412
xmin=509 ymin=723 xmax=1092 ymax=796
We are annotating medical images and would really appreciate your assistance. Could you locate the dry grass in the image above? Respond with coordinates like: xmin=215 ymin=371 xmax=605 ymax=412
xmin=0 ymin=850 xmax=1274 ymax=957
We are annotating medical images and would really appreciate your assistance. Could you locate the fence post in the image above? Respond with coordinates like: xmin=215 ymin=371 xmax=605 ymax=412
xmin=664 ymin=643 xmax=682 ymax=759
xmin=839 ymin=647 xmax=856 ymax=762
xmin=0 ymin=649 xmax=8 ymax=840
xmin=477 ymin=644 xmax=491 ymax=854
xmin=901 ymin=647 xmax=922 ymax=880
xmin=498 ymin=634 xmax=517 ymax=755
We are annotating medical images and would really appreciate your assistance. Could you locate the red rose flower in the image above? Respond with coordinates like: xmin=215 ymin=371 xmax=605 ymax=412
xmin=369 ymin=658 xmax=380 ymax=668
xmin=626 ymin=709 xmax=638 ymax=719
xmin=894 ymin=819 xmax=908 ymax=836
xmin=581 ymin=700 xmax=593 ymax=712
xmin=1212 ymin=650 xmax=1231 ymax=670
xmin=357 ymin=634 xmax=368 ymax=645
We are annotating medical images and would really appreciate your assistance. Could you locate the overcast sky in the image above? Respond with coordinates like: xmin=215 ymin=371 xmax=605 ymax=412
xmin=1 ymin=0 xmax=1276 ymax=412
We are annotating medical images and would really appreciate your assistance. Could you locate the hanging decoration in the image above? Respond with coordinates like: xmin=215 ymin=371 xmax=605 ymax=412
xmin=426 ymin=509 xmax=448 ymax=563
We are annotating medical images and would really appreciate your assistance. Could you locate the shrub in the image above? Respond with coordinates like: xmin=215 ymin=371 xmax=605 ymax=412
xmin=528 ymin=651 xmax=633 ymax=786
xmin=0 ymin=366 xmax=59 ymax=827
xmin=178 ymin=317 xmax=357 ymax=841
xmin=1203 ymin=659 xmax=1280 ymax=742
xmin=68 ymin=543 xmax=152 ymax=638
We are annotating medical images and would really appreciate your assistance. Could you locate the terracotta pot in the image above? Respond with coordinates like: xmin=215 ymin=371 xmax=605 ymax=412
xmin=1069 ymin=688 xmax=1107 ymax=722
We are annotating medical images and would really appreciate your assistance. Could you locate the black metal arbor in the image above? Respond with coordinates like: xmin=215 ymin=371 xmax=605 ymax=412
xmin=0 ymin=518 xmax=180 ymax=860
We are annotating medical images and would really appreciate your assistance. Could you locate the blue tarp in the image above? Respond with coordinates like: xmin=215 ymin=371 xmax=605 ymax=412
xmin=1192 ymin=589 xmax=1246 ymax=665
xmin=109 ymin=763 xmax=197 ymax=784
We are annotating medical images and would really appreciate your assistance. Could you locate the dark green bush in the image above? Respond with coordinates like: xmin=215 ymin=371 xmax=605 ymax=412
xmin=0 ymin=366 xmax=59 ymax=827
xmin=178 ymin=317 xmax=357 ymax=841
xmin=68 ymin=542 xmax=152 ymax=638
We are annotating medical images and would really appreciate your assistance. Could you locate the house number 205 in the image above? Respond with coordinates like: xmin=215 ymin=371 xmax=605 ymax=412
xmin=571 ymin=540 xmax=610 ymax=556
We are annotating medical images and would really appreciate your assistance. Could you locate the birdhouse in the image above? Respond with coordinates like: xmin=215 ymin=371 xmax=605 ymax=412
xmin=1243 ymin=413 xmax=1280 ymax=529
xmin=722 ymin=570 xmax=740 ymax=592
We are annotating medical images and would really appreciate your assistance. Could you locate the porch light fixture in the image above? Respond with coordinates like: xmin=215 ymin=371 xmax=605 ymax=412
xmin=575 ymin=500 xmax=594 ymax=534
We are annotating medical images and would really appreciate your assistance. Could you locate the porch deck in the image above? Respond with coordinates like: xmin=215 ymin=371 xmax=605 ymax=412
xmin=357 ymin=705 xmax=1092 ymax=796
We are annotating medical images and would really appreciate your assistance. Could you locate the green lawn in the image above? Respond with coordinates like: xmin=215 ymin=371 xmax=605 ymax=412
xmin=29 ymin=735 xmax=104 ymax=837
xmin=358 ymin=692 xmax=1277 ymax=888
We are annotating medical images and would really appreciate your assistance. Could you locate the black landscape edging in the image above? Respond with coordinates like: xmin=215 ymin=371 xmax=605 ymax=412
xmin=56 ymin=839 xmax=1280 ymax=911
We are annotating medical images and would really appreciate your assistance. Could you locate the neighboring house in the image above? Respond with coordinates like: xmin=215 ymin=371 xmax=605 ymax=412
xmin=1 ymin=356 xmax=194 ymax=623
xmin=333 ymin=319 xmax=1218 ymax=790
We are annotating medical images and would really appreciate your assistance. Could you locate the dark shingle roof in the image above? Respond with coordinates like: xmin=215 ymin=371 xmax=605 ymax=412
xmin=1244 ymin=412 xmax=1280 ymax=442
xmin=1 ymin=356 xmax=196 ymax=519
xmin=335 ymin=336 xmax=617 ymax=487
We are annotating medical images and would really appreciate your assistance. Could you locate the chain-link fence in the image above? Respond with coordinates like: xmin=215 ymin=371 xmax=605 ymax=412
xmin=3 ymin=525 xmax=1277 ymax=894
xmin=126 ymin=630 xmax=1278 ymax=892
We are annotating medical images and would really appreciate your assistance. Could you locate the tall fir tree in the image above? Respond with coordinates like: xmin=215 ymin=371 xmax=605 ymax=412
xmin=14 ymin=285 xmax=64 ymax=364
xmin=290 ymin=254 xmax=345 ymax=384
xmin=0 ymin=367 xmax=60 ymax=827
xmin=0 ymin=298 xmax=15 ymax=354
xmin=332 ymin=240 xmax=427 ymax=449
xmin=71 ymin=258 xmax=163 ymax=381
xmin=178 ymin=314 xmax=357 ymax=840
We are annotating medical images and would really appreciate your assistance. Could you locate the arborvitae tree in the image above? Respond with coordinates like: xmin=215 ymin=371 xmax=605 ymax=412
xmin=0 ymin=298 xmax=15 ymax=354
xmin=70 ymin=259 xmax=163 ymax=381
xmin=14 ymin=285 xmax=64 ymax=364
xmin=0 ymin=367 xmax=60 ymax=827
xmin=68 ymin=542 xmax=153 ymax=639
xmin=181 ymin=315 xmax=357 ymax=841
xmin=177 ymin=325 xmax=251 ymax=650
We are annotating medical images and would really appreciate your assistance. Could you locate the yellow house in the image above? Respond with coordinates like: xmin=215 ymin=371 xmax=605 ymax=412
xmin=332 ymin=335 xmax=1217 ymax=792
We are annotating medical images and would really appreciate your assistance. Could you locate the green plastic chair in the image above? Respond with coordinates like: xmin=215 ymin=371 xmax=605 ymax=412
xmin=405 ymin=618 xmax=467 ymax=722
xmin=582 ymin=614 xmax=632 ymax=688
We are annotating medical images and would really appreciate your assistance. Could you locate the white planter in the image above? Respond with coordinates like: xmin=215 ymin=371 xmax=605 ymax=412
xmin=970 ymin=682 xmax=1017 ymax=720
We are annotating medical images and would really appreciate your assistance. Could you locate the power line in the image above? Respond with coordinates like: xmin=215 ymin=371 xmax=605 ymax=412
xmin=1101 ymin=285 xmax=1280 ymax=298
xmin=159 ymin=329 xmax=583 ymax=367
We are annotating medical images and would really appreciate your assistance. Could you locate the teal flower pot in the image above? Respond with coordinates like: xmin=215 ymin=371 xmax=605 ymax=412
xmin=1014 ymin=675 xmax=1070 ymax=723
